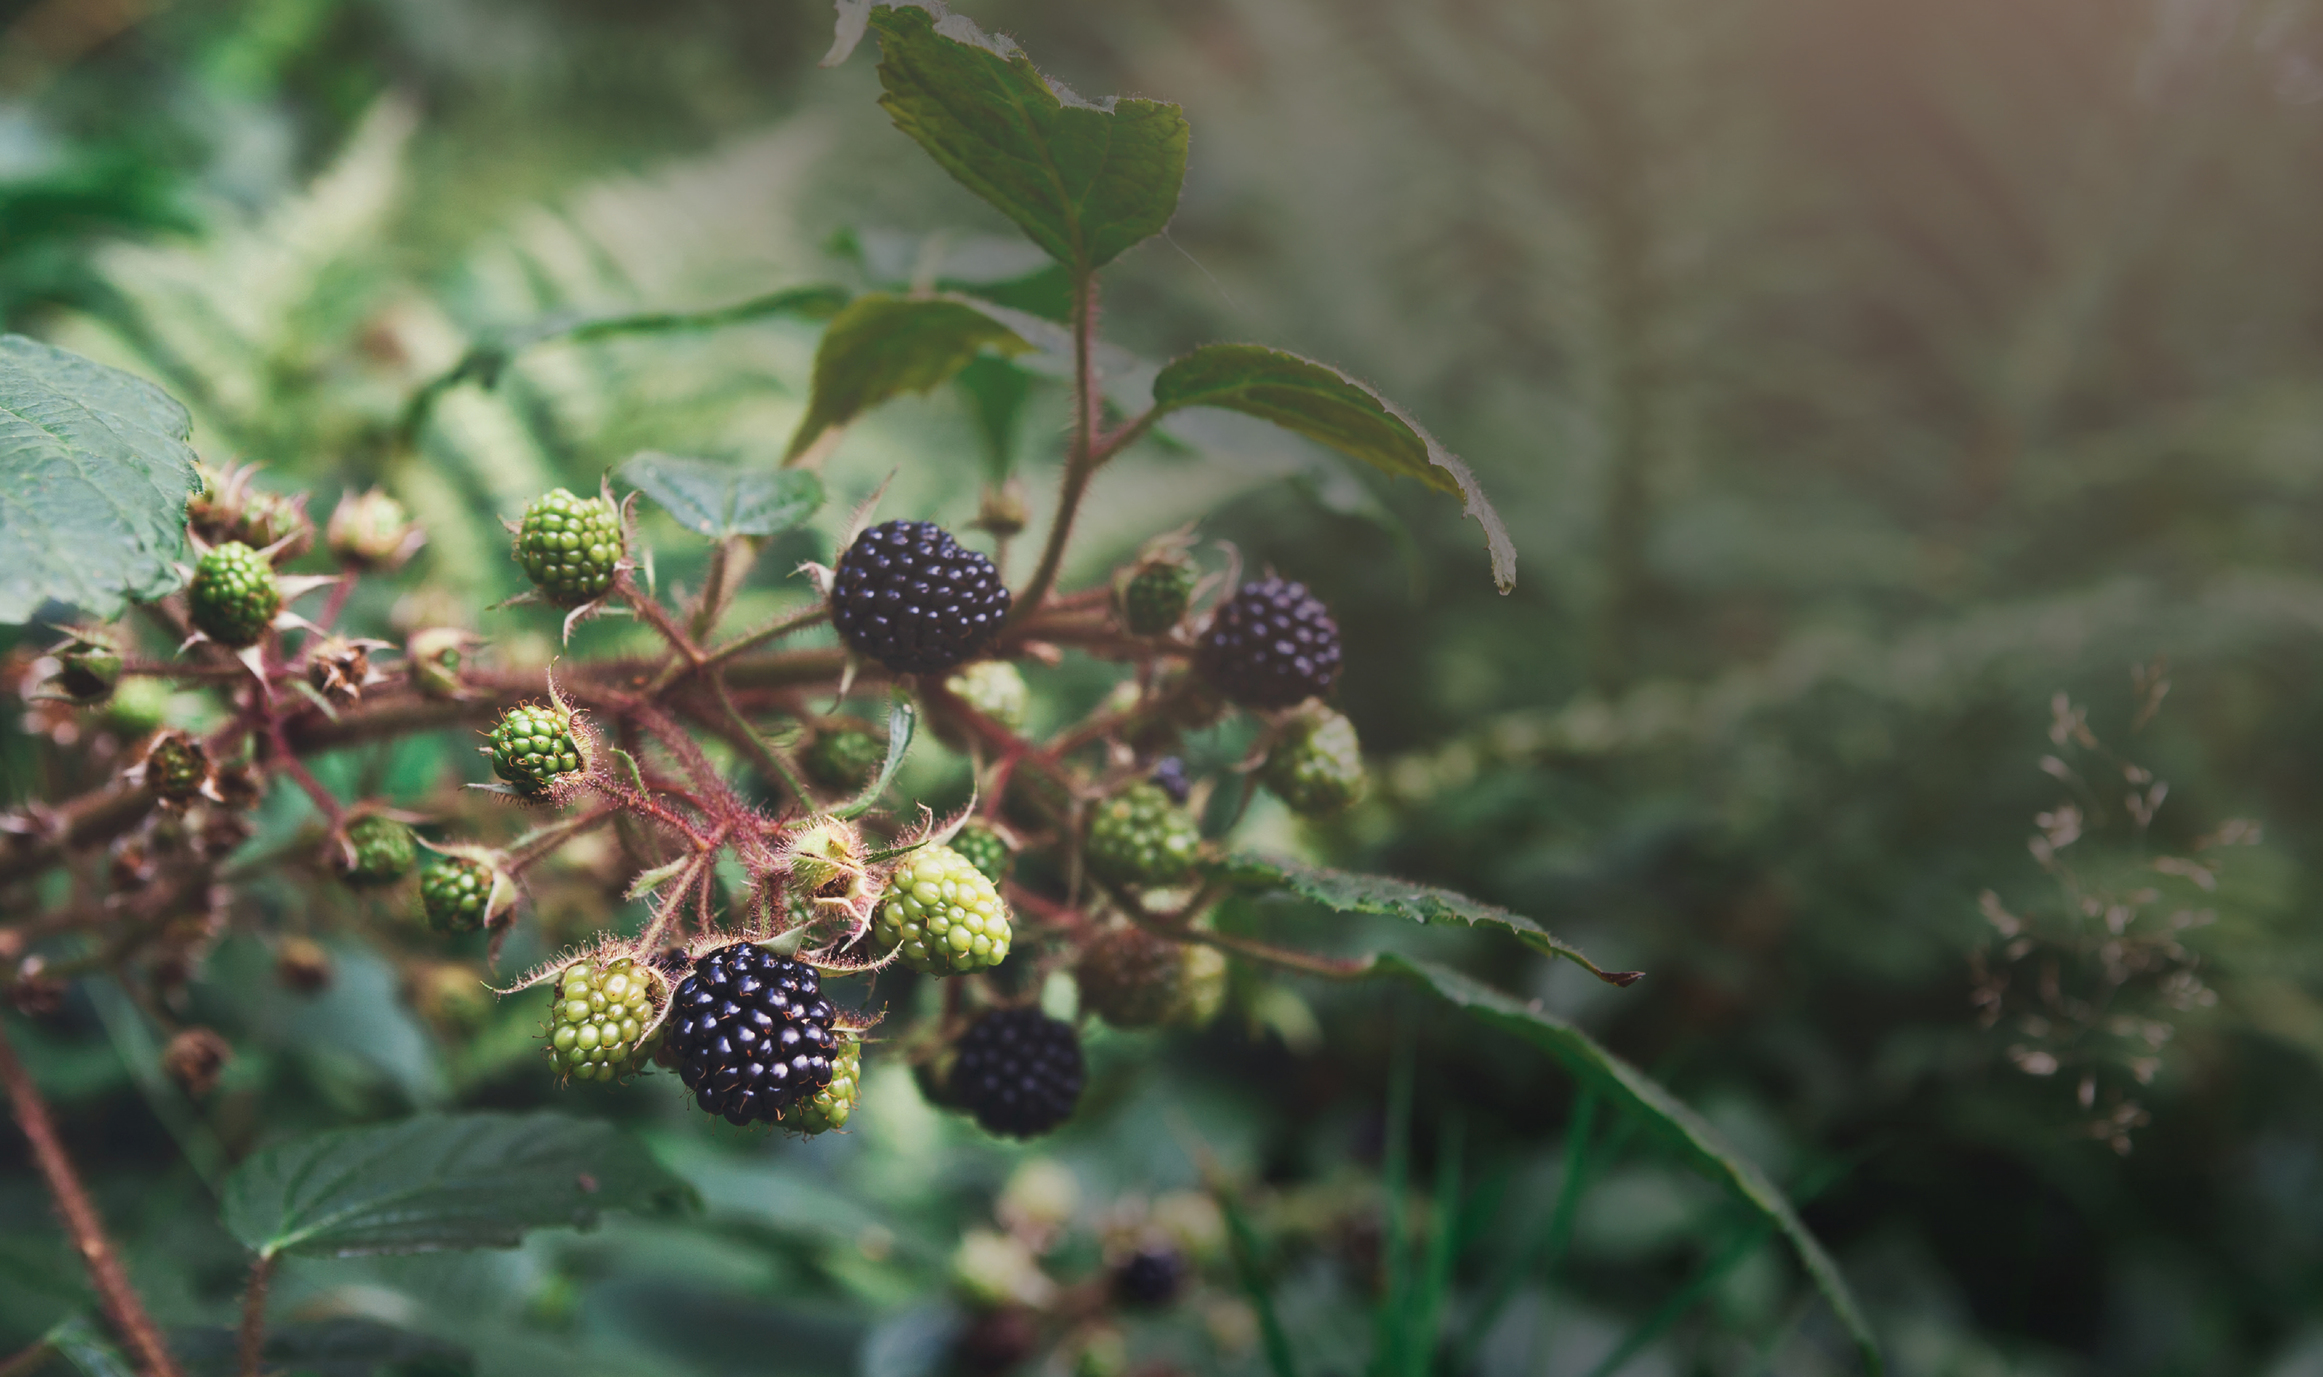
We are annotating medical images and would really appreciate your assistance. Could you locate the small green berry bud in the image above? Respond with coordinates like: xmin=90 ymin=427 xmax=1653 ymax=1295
xmin=328 ymin=488 xmax=422 ymax=570
xmin=803 ymin=726 xmax=884 ymax=792
xmin=140 ymin=730 xmax=211 ymax=804
xmin=1085 ymin=782 xmax=1201 ymax=889
xmin=336 ymin=814 xmax=417 ymax=887
xmin=488 ymin=704 xmax=584 ymax=794
xmin=950 ymin=821 xmax=1013 ymax=884
xmin=420 ymin=856 xmax=500 ymax=932
xmin=54 ymin=640 xmax=123 ymax=703
xmin=1259 ymin=706 xmax=1366 ymax=817
xmin=1118 ymin=555 xmax=1195 ymax=635
xmin=945 ymin=660 xmax=1028 ymax=730
xmin=407 ymin=628 xmax=467 ymax=700
xmin=515 ymin=488 xmax=624 ymax=607
xmin=188 ymin=542 xmax=282 ymax=648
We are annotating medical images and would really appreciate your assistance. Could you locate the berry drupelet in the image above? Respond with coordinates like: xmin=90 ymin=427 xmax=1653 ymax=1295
xmin=830 ymin=520 xmax=1010 ymax=675
xmin=949 ymin=1007 xmax=1085 ymax=1138
xmin=1195 ymin=576 xmax=1342 ymax=709
xmin=668 ymin=944 xmax=840 ymax=1126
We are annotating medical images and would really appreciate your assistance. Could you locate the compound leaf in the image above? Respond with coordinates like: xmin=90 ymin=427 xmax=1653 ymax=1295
xmin=0 ymin=335 xmax=199 ymax=624
xmin=784 ymin=293 xmax=1032 ymax=461
xmin=1216 ymin=851 xmax=1637 ymax=986
xmin=221 ymin=1111 xmax=692 ymax=1259
xmin=620 ymin=453 xmax=824 ymax=538
xmin=862 ymin=2 xmax=1188 ymax=273
xmin=1380 ymin=955 xmax=1882 ymax=1377
xmin=1151 ymin=344 xmax=1516 ymax=593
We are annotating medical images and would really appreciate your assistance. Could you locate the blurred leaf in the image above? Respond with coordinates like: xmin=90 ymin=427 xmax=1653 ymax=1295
xmin=175 ymin=1319 xmax=472 ymax=1377
xmin=221 ymin=1111 xmax=693 ymax=1259
xmin=1379 ymin=955 xmax=1882 ymax=1377
xmin=784 ymin=293 xmax=1031 ymax=461
xmin=1216 ymin=851 xmax=1639 ymax=986
xmin=862 ymin=3 xmax=1188 ymax=273
xmin=0 ymin=334 xmax=197 ymax=624
xmin=619 ymin=454 xmax=824 ymax=539
xmin=1218 ymin=1188 xmax=1299 ymax=1377
xmin=954 ymin=355 xmax=1033 ymax=482
xmin=1150 ymin=344 xmax=1516 ymax=592
xmin=837 ymin=689 xmax=918 ymax=821
xmin=44 ymin=1315 xmax=134 ymax=1377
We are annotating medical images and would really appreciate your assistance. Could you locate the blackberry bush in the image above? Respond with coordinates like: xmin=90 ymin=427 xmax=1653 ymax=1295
xmin=830 ymin=520 xmax=1010 ymax=674
xmin=667 ymin=944 xmax=841 ymax=1125
xmin=950 ymin=1007 xmax=1085 ymax=1139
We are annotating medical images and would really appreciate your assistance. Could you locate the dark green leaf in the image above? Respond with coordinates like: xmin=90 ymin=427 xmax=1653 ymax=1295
xmin=220 ymin=1111 xmax=693 ymax=1259
xmin=44 ymin=1315 xmax=134 ymax=1377
xmin=0 ymin=335 xmax=198 ymax=624
xmin=860 ymin=3 xmax=1188 ymax=273
xmin=619 ymin=453 xmax=824 ymax=539
xmin=176 ymin=1319 xmax=472 ymax=1377
xmin=784 ymin=293 xmax=1032 ymax=461
xmin=837 ymin=689 xmax=917 ymax=821
xmin=1151 ymin=344 xmax=1517 ymax=593
xmin=1379 ymin=956 xmax=1883 ymax=1377
xmin=1216 ymin=851 xmax=1639 ymax=986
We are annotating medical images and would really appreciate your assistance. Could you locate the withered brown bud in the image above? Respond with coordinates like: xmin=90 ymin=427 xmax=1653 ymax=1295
xmin=972 ymin=480 xmax=1029 ymax=539
xmin=275 ymin=935 xmax=334 ymax=994
xmin=307 ymin=638 xmax=379 ymax=706
xmin=162 ymin=1026 xmax=233 ymax=1098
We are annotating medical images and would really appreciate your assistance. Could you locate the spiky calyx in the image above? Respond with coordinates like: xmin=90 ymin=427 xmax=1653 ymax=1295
xmin=1075 ymin=925 xmax=1186 ymax=1029
xmin=790 ymin=1035 xmax=863 ymax=1134
xmin=53 ymin=636 xmax=122 ymax=703
xmin=874 ymin=844 xmax=1012 ymax=975
xmin=1085 ymin=782 xmax=1202 ymax=889
xmin=190 ymin=463 xmax=313 ymax=560
xmin=306 ymin=637 xmax=377 ymax=706
xmin=1195 ymin=576 xmax=1342 ymax=709
xmin=950 ymin=1007 xmax=1085 ymax=1139
xmin=188 ymin=542 xmax=282 ymax=648
xmin=803 ymin=727 xmax=884 ymax=792
xmin=420 ymin=857 xmax=494 ymax=932
xmin=515 ymin=488 xmax=624 ymax=607
xmin=546 ymin=955 xmax=665 ymax=1082
xmin=327 ymin=488 xmax=421 ymax=569
xmin=141 ymin=731 xmax=211 ymax=803
xmin=950 ymin=821 xmax=1013 ymax=884
xmin=668 ymin=944 xmax=839 ymax=1125
xmin=1119 ymin=555 xmax=1196 ymax=636
xmin=1259 ymin=707 xmax=1367 ymax=816
xmin=830 ymin=519 xmax=1011 ymax=675
xmin=336 ymin=815 xmax=417 ymax=887
xmin=946 ymin=659 xmax=1029 ymax=730
xmin=488 ymin=704 xmax=583 ymax=794
xmin=407 ymin=628 xmax=466 ymax=700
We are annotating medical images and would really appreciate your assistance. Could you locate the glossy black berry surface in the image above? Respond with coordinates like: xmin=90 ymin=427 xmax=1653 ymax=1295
xmin=950 ymin=1006 xmax=1085 ymax=1138
xmin=1195 ymin=576 xmax=1342 ymax=709
xmin=1113 ymin=1248 xmax=1186 ymax=1307
xmin=668 ymin=943 xmax=838 ymax=1126
xmin=830 ymin=520 xmax=1011 ymax=675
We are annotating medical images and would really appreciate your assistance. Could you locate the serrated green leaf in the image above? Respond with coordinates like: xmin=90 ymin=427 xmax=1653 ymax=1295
xmin=619 ymin=453 xmax=824 ymax=538
xmin=1379 ymin=955 xmax=1882 ymax=1377
xmin=837 ymin=689 xmax=917 ymax=821
xmin=862 ymin=2 xmax=1188 ymax=273
xmin=1151 ymin=344 xmax=1516 ymax=593
xmin=0 ymin=334 xmax=198 ymax=624
xmin=784 ymin=293 xmax=1032 ymax=461
xmin=43 ymin=1315 xmax=134 ymax=1377
xmin=175 ymin=1319 xmax=472 ymax=1377
xmin=1216 ymin=851 xmax=1637 ymax=986
xmin=221 ymin=1111 xmax=692 ymax=1259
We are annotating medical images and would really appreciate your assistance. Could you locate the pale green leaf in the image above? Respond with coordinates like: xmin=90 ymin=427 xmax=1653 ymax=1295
xmin=1380 ymin=955 xmax=1882 ymax=1377
xmin=1216 ymin=851 xmax=1637 ymax=986
xmin=0 ymin=335 xmax=199 ymax=624
xmin=783 ymin=293 xmax=1031 ymax=461
xmin=1151 ymin=344 xmax=1517 ymax=592
xmin=620 ymin=453 xmax=824 ymax=538
xmin=221 ymin=1111 xmax=692 ymax=1259
xmin=862 ymin=2 xmax=1188 ymax=273
xmin=837 ymin=689 xmax=918 ymax=821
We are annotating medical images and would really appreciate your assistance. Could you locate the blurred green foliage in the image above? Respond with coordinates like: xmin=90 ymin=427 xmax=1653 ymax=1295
xmin=10 ymin=0 xmax=2323 ymax=1374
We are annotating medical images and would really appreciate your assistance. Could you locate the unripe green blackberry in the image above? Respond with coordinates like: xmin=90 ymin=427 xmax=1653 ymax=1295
xmin=141 ymin=731 xmax=210 ymax=803
xmin=1259 ymin=707 xmax=1366 ymax=816
xmin=545 ymin=955 xmax=664 ymax=1082
xmin=946 ymin=660 xmax=1028 ymax=729
xmin=874 ymin=844 xmax=1012 ymax=974
xmin=1076 ymin=925 xmax=1184 ymax=1029
xmin=188 ymin=542 xmax=282 ymax=648
xmin=421 ymin=857 xmax=494 ymax=932
xmin=514 ymin=488 xmax=624 ymax=606
xmin=1119 ymin=556 xmax=1195 ymax=635
xmin=488 ymin=704 xmax=584 ymax=794
xmin=103 ymin=677 xmax=171 ymax=735
xmin=336 ymin=815 xmax=417 ymax=887
xmin=791 ymin=1035 xmax=863 ymax=1134
xmin=54 ymin=641 xmax=122 ymax=703
xmin=951 ymin=821 xmax=1013 ymax=884
xmin=1171 ymin=944 xmax=1228 ymax=1028
xmin=1085 ymin=782 xmax=1201 ymax=889
xmin=804 ymin=726 xmax=884 ymax=792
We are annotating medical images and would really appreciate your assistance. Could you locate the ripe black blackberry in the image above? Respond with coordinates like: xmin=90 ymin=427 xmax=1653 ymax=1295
xmin=830 ymin=520 xmax=1010 ymax=675
xmin=949 ymin=1006 xmax=1085 ymax=1138
xmin=1112 ymin=1247 xmax=1186 ymax=1307
xmin=1150 ymin=756 xmax=1191 ymax=804
xmin=668 ymin=943 xmax=840 ymax=1126
xmin=1196 ymin=577 xmax=1341 ymax=709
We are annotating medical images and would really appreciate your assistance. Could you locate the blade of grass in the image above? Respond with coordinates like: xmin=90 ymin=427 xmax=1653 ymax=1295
xmin=1582 ymin=1222 xmax=1773 ymax=1377
xmin=1408 ymin=1112 xmax=1464 ymax=1377
xmin=1218 ymin=1188 xmax=1299 ymax=1377
xmin=1448 ymin=1089 xmax=1608 ymax=1375
xmin=1371 ymin=1031 xmax=1416 ymax=1376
